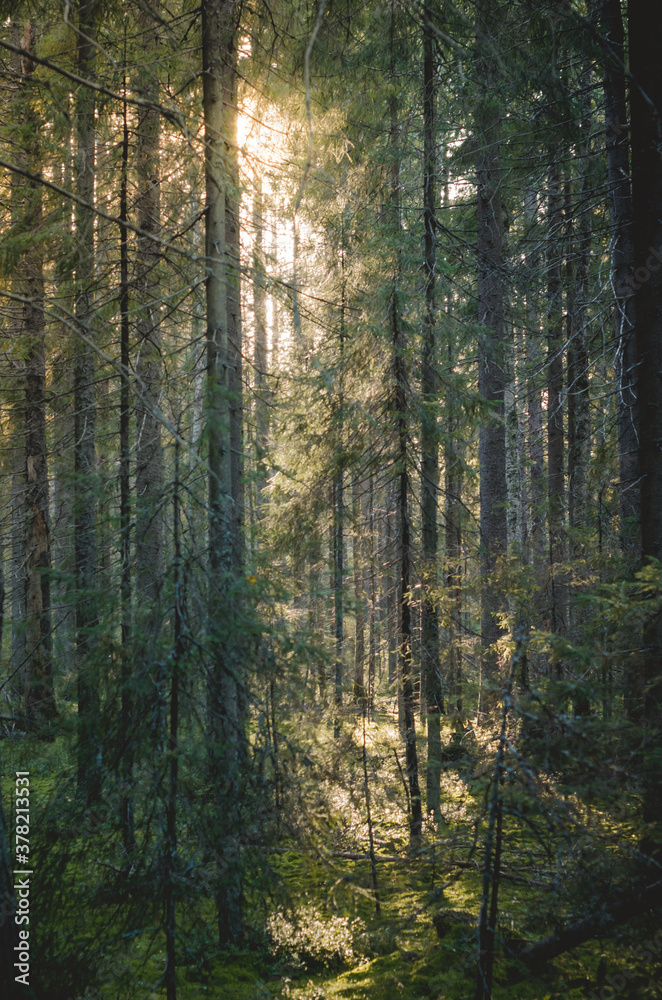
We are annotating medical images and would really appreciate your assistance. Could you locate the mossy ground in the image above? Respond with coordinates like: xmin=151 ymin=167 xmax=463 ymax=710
xmin=1 ymin=705 xmax=661 ymax=999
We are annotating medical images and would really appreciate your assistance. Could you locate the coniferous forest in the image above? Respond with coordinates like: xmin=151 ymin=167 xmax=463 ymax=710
xmin=1 ymin=0 xmax=662 ymax=997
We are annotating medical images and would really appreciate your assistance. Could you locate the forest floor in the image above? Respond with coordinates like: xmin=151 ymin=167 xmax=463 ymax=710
xmin=2 ymin=703 xmax=662 ymax=999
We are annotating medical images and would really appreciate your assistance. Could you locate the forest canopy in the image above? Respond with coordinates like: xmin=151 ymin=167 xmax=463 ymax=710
xmin=0 ymin=0 xmax=662 ymax=998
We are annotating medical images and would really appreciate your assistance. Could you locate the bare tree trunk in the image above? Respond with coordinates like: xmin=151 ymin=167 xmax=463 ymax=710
xmin=333 ymin=468 xmax=344 ymax=732
xmin=134 ymin=11 xmax=163 ymax=612
xmin=476 ymin=0 xmax=507 ymax=713
xmin=74 ymin=0 xmax=101 ymax=803
xmin=253 ymin=172 xmax=269 ymax=511
xmin=390 ymin=0 xmax=422 ymax=850
xmin=119 ymin=82 xmax=134 ymax=854
xmin=134 ymin=6 xmax=164 ymax=747
xmin=601 ymin=0 xmax=639 ymax=553
xmin=546 ymin=159 xmax=565 ymax=642
xmin=202 ymin=0 xmax=243 ymax=945
xmin=525 ymin=189 xmax=546 ymax=584
xmin=421 ymin=4 xmax=442 ymax=818
xmin=8 ymin=23 xmax=56 ymax=725
xmin=225 ymin=52 xmax=243 ymax=575
xmin=353 ymin=478 xmax=365 ymax=705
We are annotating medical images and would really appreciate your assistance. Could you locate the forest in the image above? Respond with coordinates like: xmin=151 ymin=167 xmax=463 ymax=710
xmin=0 ymin=0 xmax=662 ymax=997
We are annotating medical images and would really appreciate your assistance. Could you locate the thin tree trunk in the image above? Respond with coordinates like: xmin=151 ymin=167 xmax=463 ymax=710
xmin=74 ymin=0 xmax=100 ymax=801
xmin=119 ymin=74 xmax=134 ymax=854
xmin=547 ymin=158 xmax=565 ymax=640
xmin=476 ymin=0 xmax=507 ymax=712
xmin=353 ymin=478 xmax=365 ymax=705
xmin=134 ymin=5 xmax=164 ymax=692
xmin=225 ymin=51 xmax=243 ymax=575
xmin=421 ymin=5 xmax=442 ymax=818
xmin=602 ymin=0 xmax=639 ymax=553
xmin=253 ymin=172 xmax=269 ymax=511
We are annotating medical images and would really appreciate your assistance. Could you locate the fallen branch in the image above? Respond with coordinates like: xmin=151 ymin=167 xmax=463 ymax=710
xmin=520 ymin=878 xmax=662 ymax=970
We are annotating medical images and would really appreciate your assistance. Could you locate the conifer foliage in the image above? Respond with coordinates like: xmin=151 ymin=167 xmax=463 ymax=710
xmin=0 ymin=1 xmax=661 ymax=998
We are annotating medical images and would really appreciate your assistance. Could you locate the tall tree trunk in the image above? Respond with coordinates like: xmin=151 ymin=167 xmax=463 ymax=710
xmin=566 ymin=96 xmax=592 ymax=549
xmin=628 ymin=0 xmax=662 ymax=848
xmin=119 ymin=80 xmax=134 ymax=854
xmin=421 ymin=5 xmax=442 ymax=818
xmin=202 ymin=0 xmax=243 ymax=945
xmin=476 ymin=0 xmax=507 ymax=712
xmin=353 ymin=478 xmax=366 ymax=705
xmin=333 ymin=466 xmax=344 ymax=731
xmin=74 ymin=0 xmax=101 ymax=802
xmin=253 ymin=172 xmax=269 ymax=512
xmin=390 ymin=2 xmax=422 ymax=848
xmin=546 ymin=158 xmax=565 ymax=641
xmin=225 ymin=51 xmax=243 ymax=575
xmin=525 ymin=188 xmax=546 ymax=585
xmin=134 ymin=5 xmax=164 ymax=724
xmin=602 ymin=0 xmax=639 ymax=553
xmin=9 ymin=23 xmax=56 ymax=725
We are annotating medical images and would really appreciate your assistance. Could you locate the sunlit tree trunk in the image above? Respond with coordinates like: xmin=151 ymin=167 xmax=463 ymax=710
xmin=353 ymin=478 xmax=366 ymax=705
xmin=253 ymin=172 xmax=269 ymax=513
xmin=202 ymin=0 xmax=243 ymax=945
xmin=476 ymin=0 xmax=507 ymax=712
xmin=225 ymin=51 xmax=243 ymax=575
xmin=390 ymin=1 xmax=422 ymax=849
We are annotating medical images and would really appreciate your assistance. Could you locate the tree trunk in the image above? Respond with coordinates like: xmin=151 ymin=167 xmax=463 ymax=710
xmin=134 ymin=5 xmax=164 ymax=658
xmin=546 ymin=158 xmax=565 ymax=640
xmin=353 ymin=478 xmax=366 ymax=705
xmin=421 ymin=5 xmax=442 ymax=818
xmin=202 ymin=0 xmax=243 ymax=945
xmin=119 ymin=82 xmax=134 ymax=854
xmin=602 ymin=0 xmax=639 ymax=553
xmin=253 ymin=172 xmax=269 ymax=512
xmin=74 ymin=0 xmax=101 ymax=802
xmin=225 ymin=50 xmax=243 ymax=575
xmin=476 ymin=0 xmax=507 ymax=712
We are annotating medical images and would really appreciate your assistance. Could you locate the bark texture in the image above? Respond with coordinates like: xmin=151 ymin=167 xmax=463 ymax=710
xmin=602 ymin=0 xmax=639 ymax=552
xmin=74 ymin=0 xmax=101 ymax=802
xmin=202 ymin=0 xmax=244 ymax=945
xmin=476 ymin=0 xmax=507 ymax=710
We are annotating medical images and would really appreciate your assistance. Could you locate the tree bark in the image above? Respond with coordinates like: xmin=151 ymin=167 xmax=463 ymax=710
xmin=202 ymin=0 xmax=243 ymax=945
xmin=602 ymin=0 xmax=639 ymax=553
xmin=253 ymin=171 xmax=269 ymax=511
xmin=546 ymin=158 xmax=565 ymax=640
xmin=134 ymin=5 xmax=164 ymax=657
xmin=74 ymin=0 xmax=101 ymax=803
xmin=476 ymin=0 xmax=507 ymax=712
xmin=421 ymin=5 xmax=442 ymax=818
